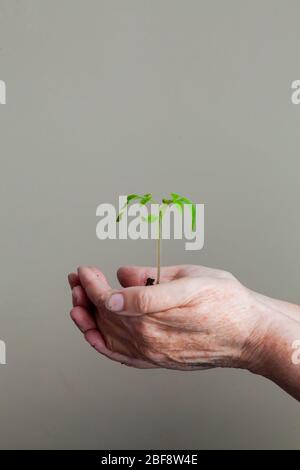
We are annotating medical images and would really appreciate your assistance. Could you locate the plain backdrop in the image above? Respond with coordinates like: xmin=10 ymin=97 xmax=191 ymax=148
xmin=0 ymin=0 xmax=300 ymax=449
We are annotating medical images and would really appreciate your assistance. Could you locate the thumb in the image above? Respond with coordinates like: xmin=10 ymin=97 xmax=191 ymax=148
xmin=106 ymin=277 xmax=199 ymax=316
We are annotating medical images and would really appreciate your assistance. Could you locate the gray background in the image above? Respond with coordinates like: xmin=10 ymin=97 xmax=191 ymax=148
xmin=0 ymin=0 xmax=300 ymax=449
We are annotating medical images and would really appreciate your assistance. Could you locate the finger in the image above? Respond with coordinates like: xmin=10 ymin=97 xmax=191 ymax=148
xmin=71 ymin=302 xmax=158 ymax=368
xmin=68 ymin=272 xmax=80 ymax=289
xmin=72 ymin=285 xmax=92 ymax=308
xmin=106 ymin=277 xmax=200 ymax=316
xmin=69 ymin=267 xmax=108 ymax=289
xmin=70 ymin=306 xmax=97 ymax=333
xmin=117 ymin=265 xmax=181 ymax=287
xmin=77 ymin=266 xmax=112 ymax=306
xmin=84 ymin=329 xmax=158 ymax=369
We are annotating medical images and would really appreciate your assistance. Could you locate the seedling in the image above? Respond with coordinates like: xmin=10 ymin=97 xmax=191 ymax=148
xmin=116 ymin=193 xmax=196 ymax=285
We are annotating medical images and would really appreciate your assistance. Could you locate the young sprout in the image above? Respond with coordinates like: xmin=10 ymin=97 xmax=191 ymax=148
xmin=116 ymin=193 xmax=196 ymax=285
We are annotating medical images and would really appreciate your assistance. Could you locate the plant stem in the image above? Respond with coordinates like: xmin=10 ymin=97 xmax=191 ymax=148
xmin=156 ymin=209 xmax=162 ymax=284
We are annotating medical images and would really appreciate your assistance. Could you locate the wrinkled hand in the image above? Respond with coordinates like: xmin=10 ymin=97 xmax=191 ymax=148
xmin=68 ymin=265 xmax=269 ymax=371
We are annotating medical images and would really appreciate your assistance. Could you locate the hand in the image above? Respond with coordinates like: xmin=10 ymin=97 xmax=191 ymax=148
xmin=68 ymin=265 xmax=273 ymax=371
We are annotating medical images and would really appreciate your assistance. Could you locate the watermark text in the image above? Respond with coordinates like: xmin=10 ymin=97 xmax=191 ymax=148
xmin=0 ymin=80 xmax=6 ymax=104
xmin=291 ymin=80 xmax=300 ymax=104
xmin=0 ymin=340 xmax=6 ymax=365
xmin=96 ymin=196 xmax=204 ymax=251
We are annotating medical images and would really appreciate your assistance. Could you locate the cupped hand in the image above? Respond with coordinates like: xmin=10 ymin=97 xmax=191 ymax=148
xmin=68 ymin=265 xmax=271 ymax=371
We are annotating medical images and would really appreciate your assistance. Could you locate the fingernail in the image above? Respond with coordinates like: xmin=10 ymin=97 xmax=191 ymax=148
xmin=106 ymin=293 xmax=124 ymax=312
xmin=78 ymin=266 xmax=95 ymax=280
xmin=78 ymin=266 xmax=91 ymax=274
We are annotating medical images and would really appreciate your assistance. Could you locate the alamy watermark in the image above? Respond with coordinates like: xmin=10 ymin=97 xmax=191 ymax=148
xmin=291 ymin=340 xmax=300 ymax=365
xmin=0 ymin=80 xmax=6 ymax=363
xmin=0 ymin=80 xmax=7 ymax=363
xmin=291 ymin=80 xmax=300 ymax=105
xmin=0 ymin=340 xmax=6 ymax=365
xmin=96 ymin=196 xmax=204 ymax=250
xmin=0 ymin=80 xmax=6 ymax=104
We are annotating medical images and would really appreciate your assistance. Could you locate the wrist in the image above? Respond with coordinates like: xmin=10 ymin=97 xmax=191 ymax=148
xmin=238 ymin=294 xmax=279 ymax=374
xmin=243 ymin=293 xmax=300 ymax=399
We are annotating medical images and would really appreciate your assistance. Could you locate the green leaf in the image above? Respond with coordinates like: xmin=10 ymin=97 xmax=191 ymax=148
xmin=116 ymin=193 xmax=197 ymax=231
xmin=127 ymin=194 xmax=140 ymax=203
xmin=140 ymin=194 xmax=153 ymax=205
xmin=191 ymin=203 xmax=196 ymax=231
xmin=177 ymin=196 xmax=192 ymax=204
xmin=116 ymin=194 xmax=143 ymax=222
xmin=173 ymin=201 xmax=183 ymax=213
xmin=175 ymin=196 xmax=196 ymax=232
xmin=141 ymin=214 xmax=159 ymax=223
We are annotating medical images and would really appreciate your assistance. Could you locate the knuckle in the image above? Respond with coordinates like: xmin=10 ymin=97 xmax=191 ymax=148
xmin=84 ymin=329 xmax=95 ymax=345
xmin=96 ymin=292 xmax=107 ymax=308
xmin=70 ymin=308 xmax=76 ymax=320
xmin=135 ymin=291 xmax=151 ymax=313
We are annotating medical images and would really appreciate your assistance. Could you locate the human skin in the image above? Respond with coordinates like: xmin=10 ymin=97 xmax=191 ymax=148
xmin=68 ymin=265 xmax=300 ymax=401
